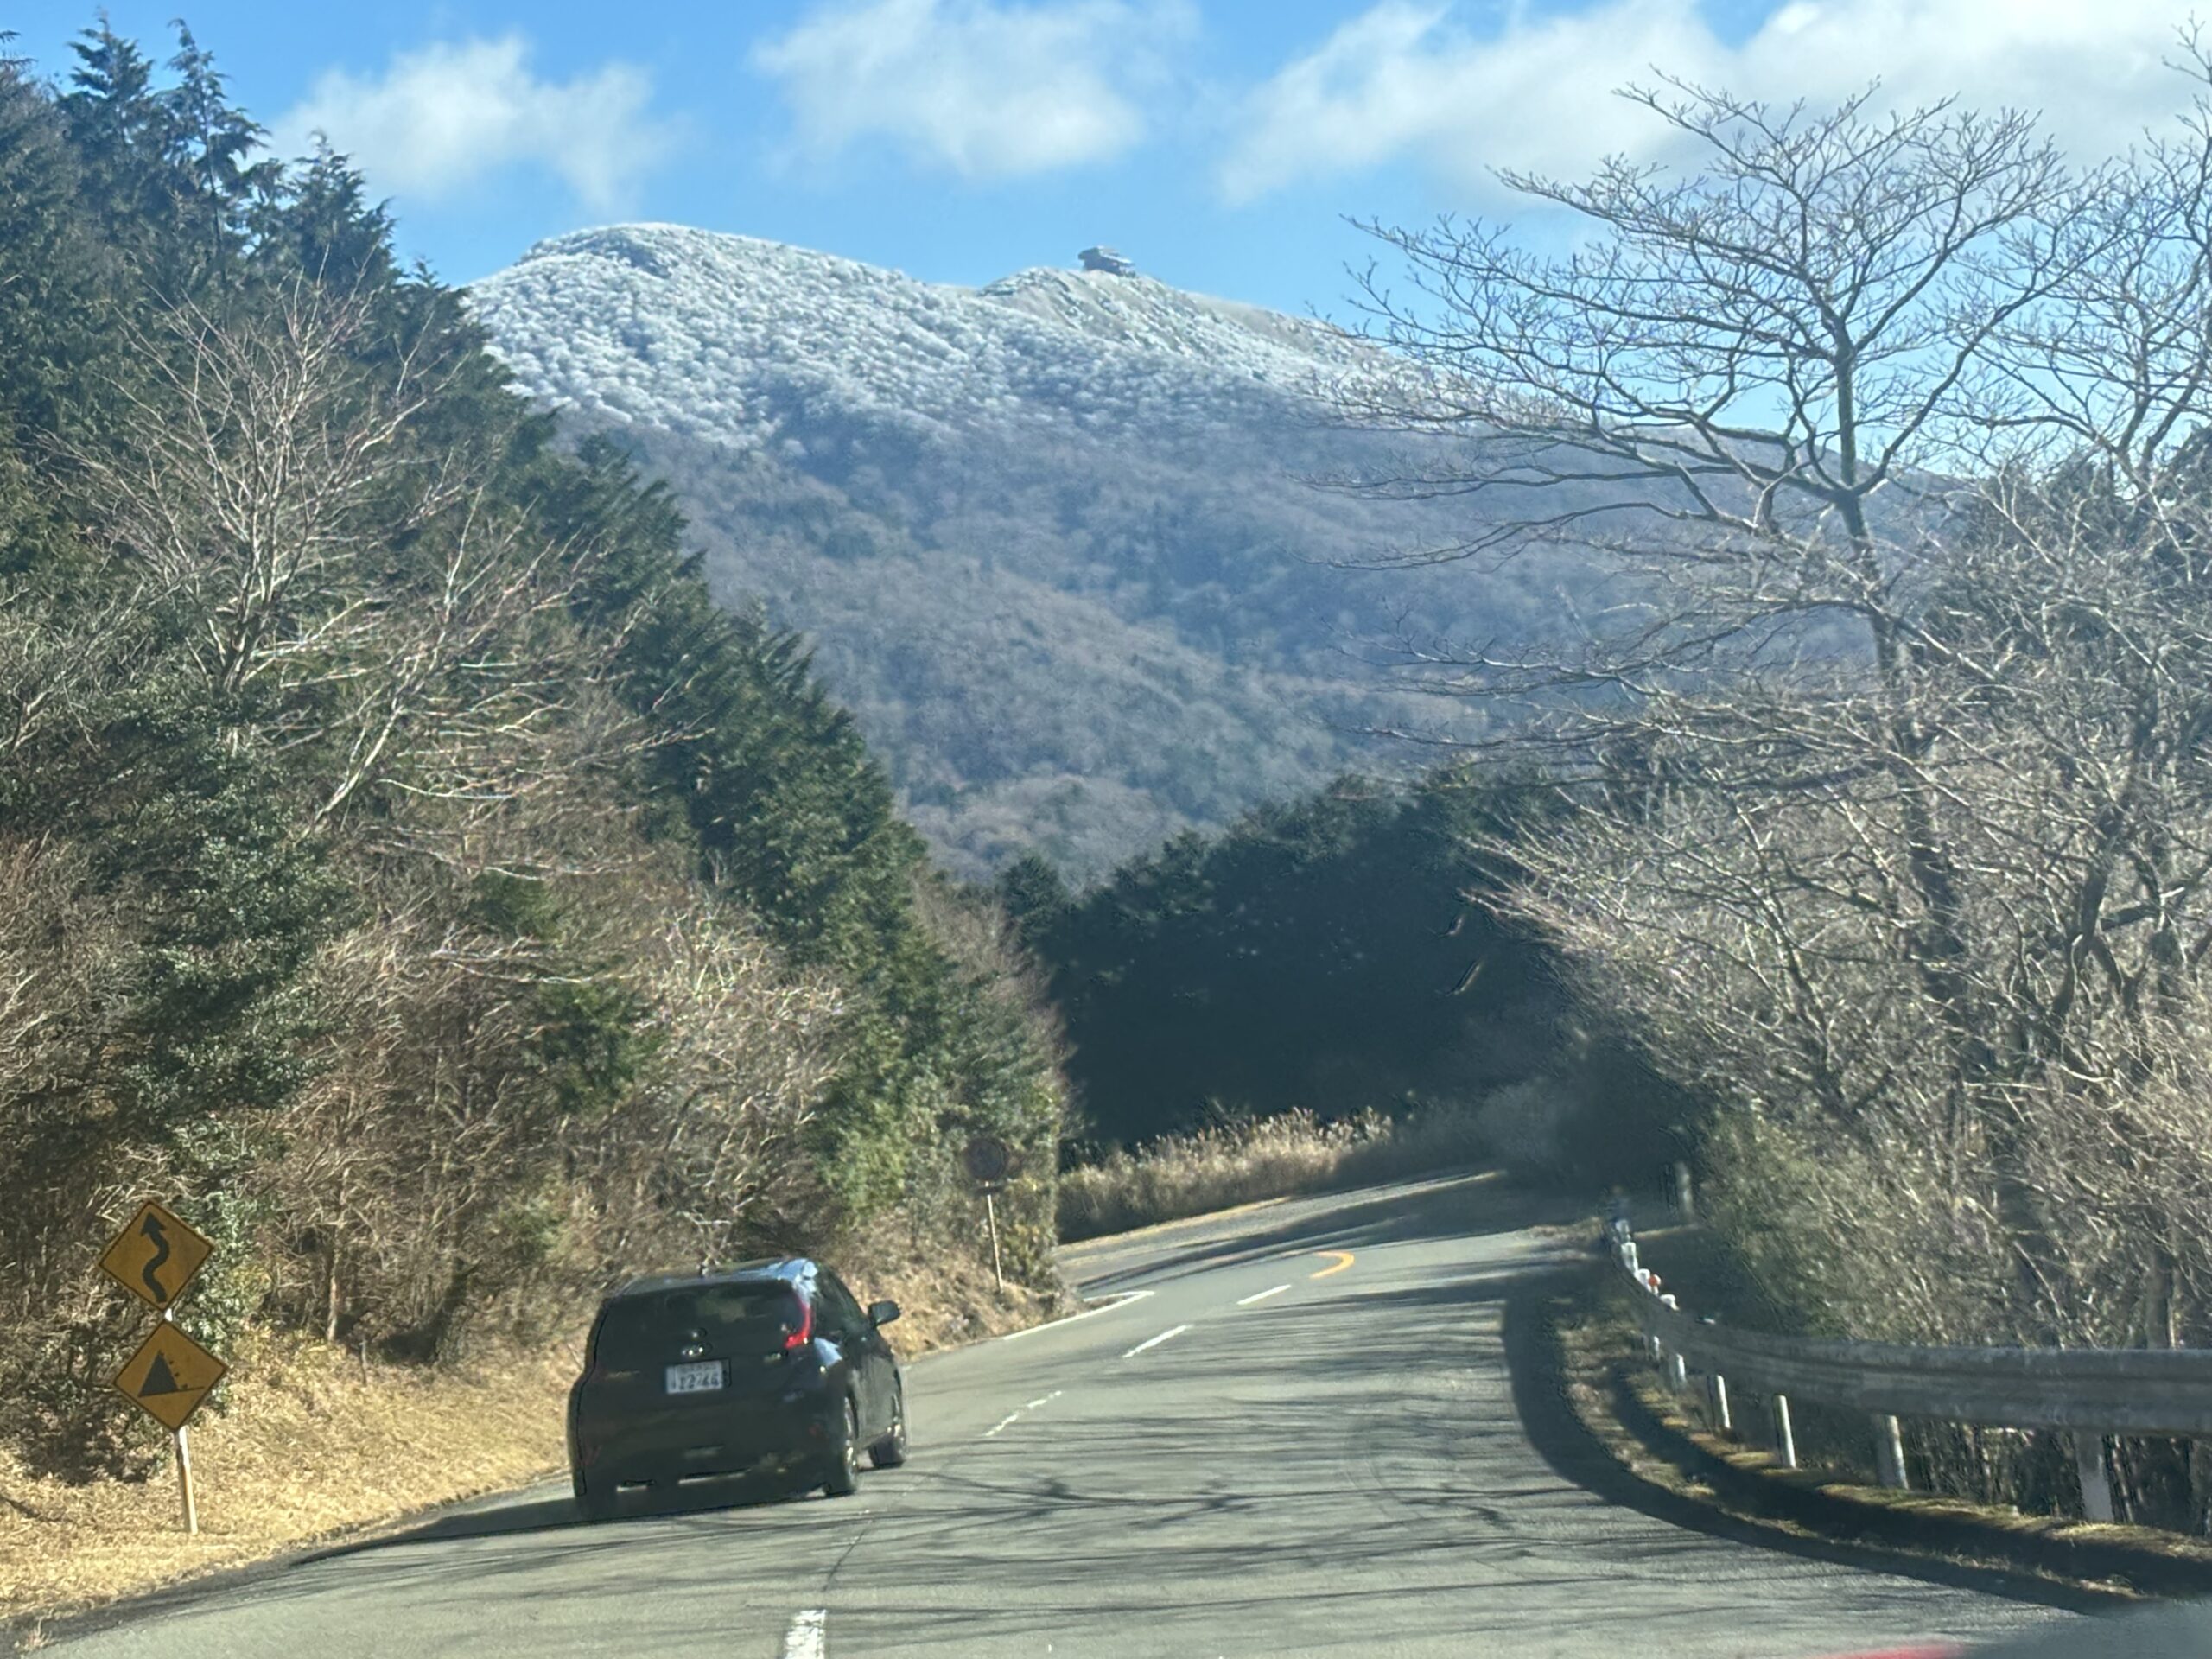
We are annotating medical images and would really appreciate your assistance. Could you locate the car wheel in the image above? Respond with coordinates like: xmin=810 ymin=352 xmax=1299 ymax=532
xmin=822 ymin=1398 xmax=861 ymax=1497
xmin=573 ymin=1467 xmax=618 ymax=1522
xmin=868 ymin=1384 xmax=909 ymax=1468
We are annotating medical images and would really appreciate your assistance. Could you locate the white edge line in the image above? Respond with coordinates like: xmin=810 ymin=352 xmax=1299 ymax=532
xmin=1236 ymin=1283 xmax=1292 ymax=1306
xmin=1122 ymin=1323 xmax=1192 ymax=1359
xmin=1023 ymin=1390 xmax=1063 ymax=1410
xmin=783 ymin=1608 xmax=826 ymax=1659
xmin=984 ymin=1414 xmax=1020 ymax=1437
xmin=1000 ymin=1287 xmax=1154 ymax=1341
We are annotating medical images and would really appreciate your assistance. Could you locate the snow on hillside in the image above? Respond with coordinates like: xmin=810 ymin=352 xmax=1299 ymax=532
xmin=463 ymin=224 xmax=1496 ymax=876
xmin=467 ymin=224 xmax=1366 ymax=454
xmin=974 ymin=264 xmax=1368 ymax=375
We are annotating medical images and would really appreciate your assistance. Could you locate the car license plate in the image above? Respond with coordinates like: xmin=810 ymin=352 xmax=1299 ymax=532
xmin=664 ymin=1360 xmax=725 ymax=1395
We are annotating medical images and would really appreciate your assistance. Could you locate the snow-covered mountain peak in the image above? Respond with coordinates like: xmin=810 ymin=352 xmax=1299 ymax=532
xmin=461 ymin=221 xmax=1505 ymax=876
xmin=467 ymin=223 xmax=1363 ymax=454
xmin=973 ymin=263 xmax=1366 ymax=376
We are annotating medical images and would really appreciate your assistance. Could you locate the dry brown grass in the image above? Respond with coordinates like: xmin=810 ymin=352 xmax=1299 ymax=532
xmin=1058 ymin=1105 xmax=1489 ymax=1241
xmin=842 ymin=1221 xmax=1071 ymax=1350
xmin=0 ymin=1328 xmax=578 ymax=1644
xmin=0 ymin=1247 xmax=1059 ymax=1644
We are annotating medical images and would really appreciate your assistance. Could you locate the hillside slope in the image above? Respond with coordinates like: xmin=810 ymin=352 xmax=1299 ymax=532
xmin=471 ymin=226 xmax=1561 ymax=875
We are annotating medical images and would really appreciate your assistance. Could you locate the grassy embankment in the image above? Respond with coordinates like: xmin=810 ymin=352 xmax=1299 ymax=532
xmin=0 ymin=1243 xmax=1052 ymax=1645
xmin=1058 ymin=1105 xmax=1489 ymax=1241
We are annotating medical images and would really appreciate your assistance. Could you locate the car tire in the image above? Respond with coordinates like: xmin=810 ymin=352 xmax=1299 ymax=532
xmin=573 ymin=1468 xmax=617 ymax=1522
xmin=868 ymin=1385 xmax=908 ymax=1468
xmin=822 ymin=1399 xmax=861 ymax=1497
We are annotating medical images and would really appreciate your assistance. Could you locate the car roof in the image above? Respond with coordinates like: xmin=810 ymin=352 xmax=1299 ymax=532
xmin=604 ymin=1256 xmax=817 ymax=1303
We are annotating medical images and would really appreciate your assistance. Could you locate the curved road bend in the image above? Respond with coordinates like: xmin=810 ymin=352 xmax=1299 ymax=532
xmin=51 ymin=1173 xmax=2076 ymax=1658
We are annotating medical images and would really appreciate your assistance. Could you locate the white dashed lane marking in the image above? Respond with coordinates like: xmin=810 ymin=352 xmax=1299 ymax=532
xmin=985 ymin=1390 xmax=1064 ymax=1438
xmin=1122 ymin=1324 xmax=1192 ymax=1358
xmin=1236 ymin=1284 xmax=1290 ymax=1306
xmin=783 ymin=1608 xmax=826 ymax=1659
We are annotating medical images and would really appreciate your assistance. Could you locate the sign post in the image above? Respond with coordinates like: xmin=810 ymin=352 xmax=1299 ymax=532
xmin=98 ymin=1202 xmax=222 ymax=1534
xmin=963 ymin=1137 xmax=1019 ymax=1294
xmin=984 ymin=1194 xmax=1003 ymax=1294
xmin=162 ymin=1310 xmax=202 ymax=1535
xmin=175 ymin=1422 xmax=198 ymax=1534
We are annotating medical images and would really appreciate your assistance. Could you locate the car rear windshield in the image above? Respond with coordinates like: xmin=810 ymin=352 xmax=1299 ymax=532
xmin=594 ymin=1284 xmax=805 ymax=1363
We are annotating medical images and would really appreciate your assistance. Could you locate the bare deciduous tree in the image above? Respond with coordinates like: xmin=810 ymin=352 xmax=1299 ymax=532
xmin=1342 ymin=62 xmax=2212 ymax=1522
xmin=67 ymin=288 xmax=657 ymax=872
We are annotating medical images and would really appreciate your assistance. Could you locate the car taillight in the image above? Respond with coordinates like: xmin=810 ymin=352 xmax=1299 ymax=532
xmin=783 ymin=1298 xmax=815 ymax=1351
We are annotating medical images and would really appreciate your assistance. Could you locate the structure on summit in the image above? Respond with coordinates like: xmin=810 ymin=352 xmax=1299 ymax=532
xmin=1079 ymin=245 xmax=1137 ymax=276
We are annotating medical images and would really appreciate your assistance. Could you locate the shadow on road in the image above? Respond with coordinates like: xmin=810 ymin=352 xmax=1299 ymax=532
xmin=1499 ymin=1269 xmax=2110 ymax=1617
xmin=1065 ymin=1169 xmax=1586 ymax=1294
xmin=296 ymin=1471 xmax=821 ymax=1564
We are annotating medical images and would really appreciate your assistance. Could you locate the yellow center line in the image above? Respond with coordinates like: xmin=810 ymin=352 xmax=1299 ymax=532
xmin=1309 ymin=1250 xmax=1355 ymax=1279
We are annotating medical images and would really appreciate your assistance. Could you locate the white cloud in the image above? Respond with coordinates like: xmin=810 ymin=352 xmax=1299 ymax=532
xmin=1222 ymin=0 xmax=2202 ymax=206
xmin=272 ymin=36 xmax=675 ymax=212
xmin=753 ymin=0 xmax=1194 ymax=180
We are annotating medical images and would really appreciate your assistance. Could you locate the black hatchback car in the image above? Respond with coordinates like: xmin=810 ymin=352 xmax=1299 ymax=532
xmin=567 ymin=1257 xmax=907 ymax=1519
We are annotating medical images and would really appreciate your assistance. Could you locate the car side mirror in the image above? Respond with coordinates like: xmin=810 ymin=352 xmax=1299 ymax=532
xmin=868 ymin=1300 xmax=901 ymax=1327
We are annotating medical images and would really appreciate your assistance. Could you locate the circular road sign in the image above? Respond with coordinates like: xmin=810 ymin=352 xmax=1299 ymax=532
xmin=963 ymin=1135 xmax=1015 ymax=1188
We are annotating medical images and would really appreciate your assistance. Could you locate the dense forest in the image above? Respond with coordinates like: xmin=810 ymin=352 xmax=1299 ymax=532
xmin=1009 ymin=769 xmax=1683 ymax=1183
xmin=0 ymin=24 xmax=1064 ymax=1479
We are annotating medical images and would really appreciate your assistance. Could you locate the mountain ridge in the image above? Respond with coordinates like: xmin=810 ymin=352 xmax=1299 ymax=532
xmin=469 ymin=225 xmax=1543 ymax=877
xmin=471 ymin=224 xmax=1373 ymax=445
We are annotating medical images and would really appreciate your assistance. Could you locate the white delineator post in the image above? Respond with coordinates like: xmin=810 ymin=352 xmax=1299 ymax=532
xmin=1624 ymin=1243 xmax=1668 ymax=1363
xmin=1660 ymin=1295 xmax=1688 ymax=1391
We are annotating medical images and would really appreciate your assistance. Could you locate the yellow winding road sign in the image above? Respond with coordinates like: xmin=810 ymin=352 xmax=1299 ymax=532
xmin=114 ymin=1320 xmax=227 ymax=1433
xmin=98 ymin=1200 xmax=213 ymax=1311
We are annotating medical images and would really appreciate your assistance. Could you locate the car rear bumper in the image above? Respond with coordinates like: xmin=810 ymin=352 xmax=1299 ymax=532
xmin=571 ymin=1389 xmax=842 ymax=1487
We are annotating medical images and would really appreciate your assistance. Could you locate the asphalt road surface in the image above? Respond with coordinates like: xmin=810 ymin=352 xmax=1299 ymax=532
xmin=49 ymin=1173 xmax=2086 ymax=1658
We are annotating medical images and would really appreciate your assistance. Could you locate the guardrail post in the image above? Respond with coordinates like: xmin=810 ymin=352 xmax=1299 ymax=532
xmin=1707 ymin=1370 xmax=1732 ymax=1434
xmin=1873 ymin=1414 xmax=1909 ymax=1489
xmin=1771 ymin=1394 xmax=1797 ymax=1469
xmin=2075 ymin=1433 xmax=2114 ymax=1522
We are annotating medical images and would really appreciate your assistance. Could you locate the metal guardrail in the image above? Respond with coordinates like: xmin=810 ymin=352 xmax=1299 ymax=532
xmin=1609 ymin=1220 xmax=2212 ymax=1522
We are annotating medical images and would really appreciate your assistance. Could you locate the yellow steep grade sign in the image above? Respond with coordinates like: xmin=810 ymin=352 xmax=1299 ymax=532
xmin=114 ymin=1320 xmax=228 ymax=1433
xmin=98 ymin=1200 xmax=213 ymax=1311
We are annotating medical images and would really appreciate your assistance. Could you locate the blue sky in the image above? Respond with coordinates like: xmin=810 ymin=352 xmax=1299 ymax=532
xmin=4 ymin=1 xmax=2197 ymax=315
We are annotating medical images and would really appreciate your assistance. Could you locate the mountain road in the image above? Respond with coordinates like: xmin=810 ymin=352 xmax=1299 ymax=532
xmin=46 ymin=1173 xmax=2080 ymax=1658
